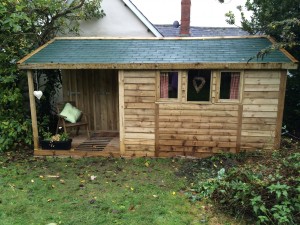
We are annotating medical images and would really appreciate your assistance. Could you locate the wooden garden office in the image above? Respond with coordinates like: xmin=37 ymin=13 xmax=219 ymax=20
xmin=18 ymin=36 xmax=298 ymax=157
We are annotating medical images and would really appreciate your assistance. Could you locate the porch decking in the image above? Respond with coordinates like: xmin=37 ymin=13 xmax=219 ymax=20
xmin=35 ymin=131 xmax=120 ymax=157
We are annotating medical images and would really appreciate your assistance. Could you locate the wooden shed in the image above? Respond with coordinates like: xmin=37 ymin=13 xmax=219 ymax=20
xmin=18 ymin=36 xmax=298 ymax=157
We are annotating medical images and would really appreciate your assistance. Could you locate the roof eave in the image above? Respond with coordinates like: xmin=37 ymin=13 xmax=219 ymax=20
xmin=17 ymin=62 xmax=298 ymax=70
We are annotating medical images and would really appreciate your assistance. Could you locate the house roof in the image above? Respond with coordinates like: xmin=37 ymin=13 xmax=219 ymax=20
xmin=123 ymin=0 xmax=163 ymax=37
xmin=18 ymin=37 xmax=297 ymax=70
xmin=155 ymin=25 xmax=251 ymax=37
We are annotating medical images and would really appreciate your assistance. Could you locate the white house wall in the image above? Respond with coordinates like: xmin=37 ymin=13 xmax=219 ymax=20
xmin=76 ymin=0 xmax=155 ymax=37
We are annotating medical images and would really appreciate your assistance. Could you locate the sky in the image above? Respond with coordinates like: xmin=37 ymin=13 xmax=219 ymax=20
xmin=131 ymin=0 xmax=249 ymax=27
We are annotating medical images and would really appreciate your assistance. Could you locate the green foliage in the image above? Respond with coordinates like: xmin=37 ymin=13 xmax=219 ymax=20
xmin=192 ymin=148 xmax=300 ymax=224
xmin=0 ymin=0 xmax=105 ymax=152
xmin=227 ymin=0 xmax=300 ymax=48
xmin=43 ymin=132 xmax=70 ymax=142
xmin=284 ymin=70 xmax=300 ymax=135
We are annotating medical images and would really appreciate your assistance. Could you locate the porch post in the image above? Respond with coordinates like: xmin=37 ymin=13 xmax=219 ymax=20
xmin=27 ymin=70 xmax=39 ymax=150
xmin=118 ymin=70 xmax=125 ymax=155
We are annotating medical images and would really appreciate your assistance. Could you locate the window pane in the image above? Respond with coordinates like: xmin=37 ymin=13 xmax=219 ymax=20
xmin=160 ymin=72 xmax=178 ymax=99
xmin=220 ymin=72 xmax=240 ymax=100
xmin=187 ymin=70 xmax=211 ymax=102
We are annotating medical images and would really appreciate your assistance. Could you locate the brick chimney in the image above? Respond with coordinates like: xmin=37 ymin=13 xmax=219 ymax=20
xmin=180 ymin=0 xmax=191 ymax=36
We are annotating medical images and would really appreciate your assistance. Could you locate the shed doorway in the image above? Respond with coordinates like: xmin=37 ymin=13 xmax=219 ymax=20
xmin=62 ymin=69 xmax=119 ymax=152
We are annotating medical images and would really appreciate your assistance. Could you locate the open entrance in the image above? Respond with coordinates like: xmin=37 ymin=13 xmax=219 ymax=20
xmin=61 ymin=69 xmax=120 ymax=153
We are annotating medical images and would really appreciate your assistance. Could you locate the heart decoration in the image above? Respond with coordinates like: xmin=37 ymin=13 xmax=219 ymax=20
xmin=193 ymin=77 xmax=206 ymax=93
xmin=33 ymin=90 xmax=43 ymax=100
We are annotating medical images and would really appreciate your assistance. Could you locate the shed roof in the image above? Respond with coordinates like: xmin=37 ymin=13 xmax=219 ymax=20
xmin=18 ymin=36 xmax=297 ymax=70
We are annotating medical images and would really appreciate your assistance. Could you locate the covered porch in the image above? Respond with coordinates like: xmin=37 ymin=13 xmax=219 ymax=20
xmin=27 ymin=67 xmax=122 ymax=157
xmin=21 ymin=54 xmax=122 ymax=157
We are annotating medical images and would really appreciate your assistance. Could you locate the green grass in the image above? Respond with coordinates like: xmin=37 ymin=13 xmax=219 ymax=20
xmin=0 ymin=153 xmax=246 ymax=225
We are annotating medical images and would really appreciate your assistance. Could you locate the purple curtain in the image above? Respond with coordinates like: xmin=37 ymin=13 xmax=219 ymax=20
xmin=160 ymin=73 xmax=169 ymax=98
xmin=229 ymin=73 xmax=240 ymax=99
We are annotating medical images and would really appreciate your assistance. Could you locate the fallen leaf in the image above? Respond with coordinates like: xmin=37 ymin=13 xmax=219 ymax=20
xmin=46 ymin=175 xmax=60 ymax=178
xmin=90 ymin=175 xmax=97 ymax=181
xmin=59 ymin=179 xmax=65 ymax=184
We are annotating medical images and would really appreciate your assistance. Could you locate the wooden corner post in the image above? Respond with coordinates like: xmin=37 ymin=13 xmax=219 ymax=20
xmin=27 ymin=70 xmax=39 ymax=150
xmin=274 ymin=70 xmax=288 ymax=149
xmin=118 ymin=70 xmax=126 ymax=155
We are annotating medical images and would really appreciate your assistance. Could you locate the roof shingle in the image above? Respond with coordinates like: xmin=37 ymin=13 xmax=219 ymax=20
xmin=21 ymin=37 xmax=292 ymax=66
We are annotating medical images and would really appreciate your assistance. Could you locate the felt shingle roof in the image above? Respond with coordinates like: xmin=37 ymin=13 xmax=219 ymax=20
xmin=18 ymin=37 xmax=297 ymax=70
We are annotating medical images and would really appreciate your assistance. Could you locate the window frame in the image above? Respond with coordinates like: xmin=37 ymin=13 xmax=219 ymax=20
xmin=185 ymin=69 xmax=213 ymax=104
xmin=216 ymin=70 xmax=243 ymax=103
xmin=157 ymin=71 xmax=182 ymax=102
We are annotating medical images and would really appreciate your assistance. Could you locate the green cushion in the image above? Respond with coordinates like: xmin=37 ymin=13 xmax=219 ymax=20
xmin=59 ymin=103 xmax=82 ymax=123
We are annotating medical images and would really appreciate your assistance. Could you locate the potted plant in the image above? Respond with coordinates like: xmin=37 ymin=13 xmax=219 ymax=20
xmin=40 ymin=132 xmax=72 ymax=150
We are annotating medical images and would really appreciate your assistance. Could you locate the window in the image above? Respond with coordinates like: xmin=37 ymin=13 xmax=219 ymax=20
xmin=159 ymin=72 xmax=178 ymax=99
xmin=187 ymin=70 xmax=211 ymax=102
xmin=219 ymin=72 xmax=241 ymax=101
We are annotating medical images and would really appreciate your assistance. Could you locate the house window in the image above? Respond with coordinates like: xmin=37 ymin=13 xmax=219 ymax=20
xmin=187 ymin=70 xmax=211 ymax=102
xmin=219 ymin=72 xmax=241 ymax=100
xmin=160 ymin=72 xmax=178 ymax=99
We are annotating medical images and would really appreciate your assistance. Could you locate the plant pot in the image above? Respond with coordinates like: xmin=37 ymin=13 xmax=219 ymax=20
xmin=40 ymin=139 xmax=72 ymax=150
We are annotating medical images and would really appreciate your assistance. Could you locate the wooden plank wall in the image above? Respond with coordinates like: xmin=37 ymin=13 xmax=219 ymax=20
xmin=241 ymin=70 xmax=281 ymax=150
xmin=62 ymin=69 xmax=119 ymax=131
xmin=121 ymin=69 xmax=284 ymax=157
xmin=158 ymin=103 xmax=239 ymax=157
xmin=122 ymin=71 xmax=156 ymax=157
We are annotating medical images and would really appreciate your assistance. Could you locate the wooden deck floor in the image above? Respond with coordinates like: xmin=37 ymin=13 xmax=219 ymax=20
xmin=35 ymin=131 xmax=120 ymax=157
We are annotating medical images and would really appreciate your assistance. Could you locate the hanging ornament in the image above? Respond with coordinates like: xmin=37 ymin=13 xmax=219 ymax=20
xmin=193 ymin=77 xmax=206 ymax=93
xmin=33 ymin=90 xmax=43 ymax=100
xmin=33 ymin=71 xmax=43 ymax=100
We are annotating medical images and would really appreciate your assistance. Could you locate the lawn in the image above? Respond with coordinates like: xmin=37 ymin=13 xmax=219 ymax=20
xmin=0 ymin=152 xmax=246 ymax=225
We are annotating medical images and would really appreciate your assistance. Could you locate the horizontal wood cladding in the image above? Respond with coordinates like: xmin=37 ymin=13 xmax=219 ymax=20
xmin=240 ymin=70 xmax=282 ymax=151
xmin=157 ymin=103 xmax=239 ymax=157
xmin=123 ymin=71 xmax=156 ymax=157
xmin=120 ymin=69 xmax=285 ymax=157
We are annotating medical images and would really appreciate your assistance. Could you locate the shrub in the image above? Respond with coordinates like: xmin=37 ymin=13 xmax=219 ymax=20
xmin=193 ymin=149 xmax=300 ymax=224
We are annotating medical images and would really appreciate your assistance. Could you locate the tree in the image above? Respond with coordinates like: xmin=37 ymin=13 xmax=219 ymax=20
xmin=224 ymin=0 xmax=300 ymax=137
xmin=0 ymin=0 xmax=105 ymax=151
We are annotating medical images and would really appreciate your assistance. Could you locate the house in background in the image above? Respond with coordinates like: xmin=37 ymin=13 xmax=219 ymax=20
xmin=66 ymin=0 xmax=162 ymax=37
